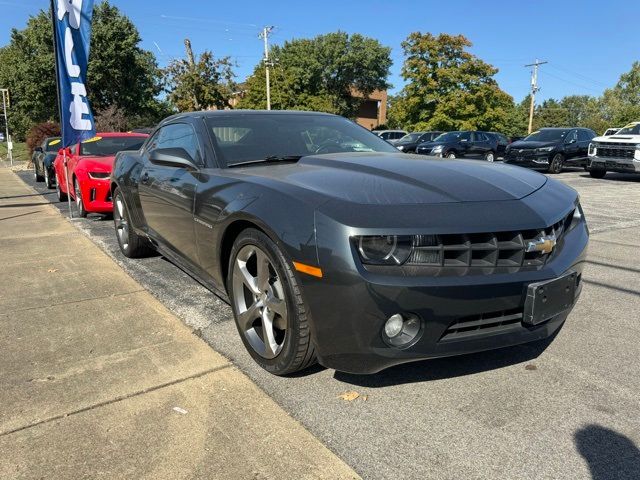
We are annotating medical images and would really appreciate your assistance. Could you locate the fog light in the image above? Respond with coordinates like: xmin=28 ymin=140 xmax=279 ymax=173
xmin=383 ymin=313 xmax=422 ymax=348
xmin=384 ymin=314 xmax=404 ymax=338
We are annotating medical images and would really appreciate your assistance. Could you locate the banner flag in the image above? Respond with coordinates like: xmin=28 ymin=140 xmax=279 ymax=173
xmin=52 ymin=0 xmax=96 ymax=147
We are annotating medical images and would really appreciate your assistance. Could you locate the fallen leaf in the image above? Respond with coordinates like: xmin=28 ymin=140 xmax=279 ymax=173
xmin=525 ymin=364 xmax=538 ymax=371
xmin=47 ymin=268 xmax=58 ymax=273
xmin=338 ymin=391 xmax=360 ymax=402
xmin=173 ymin=406 xmax=188 ymax=415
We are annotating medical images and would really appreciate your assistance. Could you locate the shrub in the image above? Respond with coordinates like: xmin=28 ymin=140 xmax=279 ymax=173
xmin=26 ymin=122 xmax=60 ymax=155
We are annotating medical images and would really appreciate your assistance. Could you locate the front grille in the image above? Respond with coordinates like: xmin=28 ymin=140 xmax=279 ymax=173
xmin=440 ymin=309 xmax=524 ymax=342
xmin=595 ymin=142 xmax=637 ymax=159
xmin=405 ymin=213 xmax=571 ymax=271
xmin=506 ymin=148 xmax=536 ymax=159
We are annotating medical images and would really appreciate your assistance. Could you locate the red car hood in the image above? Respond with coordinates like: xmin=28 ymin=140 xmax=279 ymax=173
xmin=78 ymin=155 xmax=116 ymax=171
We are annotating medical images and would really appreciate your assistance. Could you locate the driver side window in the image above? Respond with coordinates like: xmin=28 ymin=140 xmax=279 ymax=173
xmin=147 ymin=123 xmax=203 ymax=165
xmin=565 ymin=130 xmax=577 ymax=143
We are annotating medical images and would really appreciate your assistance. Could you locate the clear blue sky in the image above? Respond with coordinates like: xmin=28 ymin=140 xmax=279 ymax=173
xmin=1 ymin=0 xmax=638 ymax=103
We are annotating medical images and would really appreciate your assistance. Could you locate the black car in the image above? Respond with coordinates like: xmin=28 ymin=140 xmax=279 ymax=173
xmin=394 ymin=131 xmax=442 ymax=153
xmin=39 ymin=152 xmax=58 ymax=189
xmin=488 ymin=132 xmax=511 ymax=158
xmin=111 ymin=111 xmax=588 ymax=375
xmin=504 ymin=128 xmax=596 ymax=173
xmin=416 ymin=131 xmax=501 ymax=161
xmin=33 ymin=137 xmax=61 ymax=182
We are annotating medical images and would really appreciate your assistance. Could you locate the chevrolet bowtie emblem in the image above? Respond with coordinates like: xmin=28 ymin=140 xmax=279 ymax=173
xmin=526 ymin=234 xmax=557 ymax=254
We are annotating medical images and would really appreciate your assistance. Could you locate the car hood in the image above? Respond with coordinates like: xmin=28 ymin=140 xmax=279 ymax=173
xmin=592 ymin=134 xmax=640 ymax=143
xmin=234 ymin=152 xmax=547 ymax=205
xmin=509 ymin=140 xmax=560 ymax=149
xmin=77 ymin=155 xmax=116 ymax=170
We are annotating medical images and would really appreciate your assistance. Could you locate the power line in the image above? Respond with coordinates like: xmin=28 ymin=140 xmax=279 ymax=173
xmin=539 ymin=70 xmax=602 ymax=94
xmin=546 ymin=63 xmax=609 ymax=88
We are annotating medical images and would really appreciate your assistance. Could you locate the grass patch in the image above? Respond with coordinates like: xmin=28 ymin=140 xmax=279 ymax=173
xmin=0 ymin=141 xmax=29 ymax=163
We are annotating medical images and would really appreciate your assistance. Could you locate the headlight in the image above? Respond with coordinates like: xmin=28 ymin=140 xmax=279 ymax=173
xmin=588 ymin=143 xmax=597 ymax=156
xmin=569 ymin=202 xmax=587 ymax=234
xmin=536 ymin=146 xmax=555 ymax=153
xmin=397 ymin=145 xmax=404 ymax=151
xmin=88 ymin=171 xmax=110 ymax=179
xmin=432 ymin=145 xmax=443 ymax=153
xmin=356 ymin=235 xmax=412 ymax=265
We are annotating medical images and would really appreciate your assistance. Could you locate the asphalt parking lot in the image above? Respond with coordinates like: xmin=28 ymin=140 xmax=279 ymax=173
xmin=15 ymin=167 xmax=640 ymax=479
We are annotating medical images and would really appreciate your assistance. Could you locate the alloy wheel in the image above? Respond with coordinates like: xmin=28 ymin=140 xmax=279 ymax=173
xmin=447 ymin=152 xmax=456 ymax=159
xmin=74 ymin=179 xmax=83 ymax=211
xmin=232 ymin=245 xmax=288 ymax=359
xmin=550 ymin=154 xmax=563 ymax=174
xmin=485 ymin=152 xmax=495 ymax=162
xmin=114 ymin=194 xmax=129 ymax=251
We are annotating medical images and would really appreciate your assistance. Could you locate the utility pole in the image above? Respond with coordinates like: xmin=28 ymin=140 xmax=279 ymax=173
xmin=259 ymin=26 xmax=274 ymax=110
xmin=1 ymin=88 xmax=12 ymax=166
xmin=184 ymin=38 xmax=201 ymax=110
xmin=524 ymin=59 xmax=547 ymax=134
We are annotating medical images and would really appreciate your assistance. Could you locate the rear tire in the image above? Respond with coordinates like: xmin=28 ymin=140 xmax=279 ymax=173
xmin=113 ymin=187 xmax=155 ymax=258
xmin=589 ymin=169 xmax=607 ymax=179
xmin=227 ymin=228 xmax=317 ymax=376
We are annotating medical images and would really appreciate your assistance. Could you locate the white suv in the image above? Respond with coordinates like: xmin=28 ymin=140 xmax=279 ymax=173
xmin=588 ymin=122 xmax=640 ymax=178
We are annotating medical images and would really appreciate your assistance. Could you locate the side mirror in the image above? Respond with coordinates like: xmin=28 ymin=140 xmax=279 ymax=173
xmin=149 ymin=148 xmax=198 ymax=170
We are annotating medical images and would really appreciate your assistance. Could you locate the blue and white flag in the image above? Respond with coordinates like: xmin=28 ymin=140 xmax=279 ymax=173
xmin=52 ymin=0 xmax=96 ymax=147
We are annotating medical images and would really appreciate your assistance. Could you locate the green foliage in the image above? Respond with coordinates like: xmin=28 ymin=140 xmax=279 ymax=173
xmin=389 ymin=33 xmax=516 ymax=133
xmin=164 ymin=50 xmax=236 ymax=112
xmin=238 ymin=32 xmax=392 ymax=118
xmin=0 ymin=2 xmax=165 ymax=140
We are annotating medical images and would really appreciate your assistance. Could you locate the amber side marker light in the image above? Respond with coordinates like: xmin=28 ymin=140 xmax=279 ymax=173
xmin=293 ymin=261 xmax=323 ymax=278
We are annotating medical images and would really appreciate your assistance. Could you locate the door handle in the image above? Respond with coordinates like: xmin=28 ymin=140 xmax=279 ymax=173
xmin=141 ymin=172 xmax=149 ymax=185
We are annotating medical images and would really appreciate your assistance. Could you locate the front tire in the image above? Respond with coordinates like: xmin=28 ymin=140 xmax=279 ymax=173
xmin=484 ymin=151 xmax=495 ymax=162
xmin=589 ymin=169 xmax=607 ymax=179
xmin=446 ymin=152 xmax=457 ymax=159
xmin=113 ymin=187 xmax=154 ymax=258
xmin=56 ymin=176 xmax=67 ymax=202
xmin=44 ymin=168 xmax=55 ymax=189
xmin=548 ymin=154 xmax=564 ymax=174
xmin=34 ymin=165 xmax=44 ymax=182
xmin=227 ymin=228 xmax=316 ymax=375
xmin=74 ymin=178 xmax=88 ymax=218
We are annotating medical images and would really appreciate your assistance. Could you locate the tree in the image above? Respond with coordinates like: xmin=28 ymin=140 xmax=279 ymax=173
xmin=94 ymin=104 xmax=128 ymax=132
xmin=0 ymin=2 xmax=165 ymax=140
xmin=164 ymin=47 xmax=236 ymax=111
xmin=238 ymin=32 xmax=392 ymax=118
xmin=601 ymin=61 xmax=640 ymax=127
xmin=26 ymin=122 xmax=60 ymax=155
xmin=389 ymin=33 xmax=515 ymax=132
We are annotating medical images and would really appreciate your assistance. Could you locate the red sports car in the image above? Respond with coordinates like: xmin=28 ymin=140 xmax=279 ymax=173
xmin=54 ymin=132 xmax=148 ymax=216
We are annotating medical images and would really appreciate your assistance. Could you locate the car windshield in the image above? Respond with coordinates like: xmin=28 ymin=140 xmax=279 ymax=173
xmin=79 ymin=136 xmax=146 ymax=156
xmin=524 ymin=130 xmax=569 ymax=142
xmin=616 ymin=123 xmax=640 ymax=135
xmin=398 ymin=133 xmax=422 ymax=142
xmin=205 ymin=114 xmax=398 ymax=166
xmin=45 ymin=138 xmax=61 ymax=152
xmin=433 ymin=132 xmax=464 ymax=143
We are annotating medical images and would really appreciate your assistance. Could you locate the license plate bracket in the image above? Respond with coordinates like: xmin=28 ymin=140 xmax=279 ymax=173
xmin=523 ymin=272 xmax=577 ymax=325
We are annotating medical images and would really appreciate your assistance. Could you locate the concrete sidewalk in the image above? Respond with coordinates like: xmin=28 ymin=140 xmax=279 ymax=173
xmin=0 ymin=167 xmax=358 ymax=480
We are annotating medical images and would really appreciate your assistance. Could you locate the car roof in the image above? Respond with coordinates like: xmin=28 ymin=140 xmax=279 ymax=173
xmin=92 ymin=132 xmax=149 ymax=137
xmin=161 ymin=109 xmax=338 ymax=124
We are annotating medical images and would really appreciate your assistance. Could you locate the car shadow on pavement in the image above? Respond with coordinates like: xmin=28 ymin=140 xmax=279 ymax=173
xmin=575 ymin=425 xmax=640 ymax=480
xmin=334 ymin=334 xmax=557 ymax=387
xmin=0 ymin=191 xmax=56 ymax=200
xmin=579 ymin=173 xmax=640 ymax=183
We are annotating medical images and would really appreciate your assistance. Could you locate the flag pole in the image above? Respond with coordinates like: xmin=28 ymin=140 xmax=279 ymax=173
xmin=50 ymin=0 xmax=74 ymax=218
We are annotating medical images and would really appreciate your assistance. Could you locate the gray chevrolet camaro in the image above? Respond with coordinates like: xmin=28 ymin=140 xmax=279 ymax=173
xmin=110 ymin=111 xmax=589 ymax=375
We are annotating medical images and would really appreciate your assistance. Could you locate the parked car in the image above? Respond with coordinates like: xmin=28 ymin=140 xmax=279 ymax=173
xmin=588 ymin=121 xmax=640 ymax=178
xmin=487 ymin=132 xmax=511 ymax=158
xmin=603 ymin=127 xmax=621 ymax=136
xmin=372 ymin=129 xmax=407 ymax=143
xmin=111 ymin=110 xmax=588 ymax=375
xmin=54 ymin=132 xmax=148 ymax=216
xmin=504 ymin=128 xmax=596 ymax=173
xmin=416 ymin=131 xmax=501 ymax=161
xmin=32 ymin=136 xmax=61 ymax=182
xmin=37 ymin=152 xmax=58 ymax=189
xmin=395 ymin=132 xmax=442 ymax=153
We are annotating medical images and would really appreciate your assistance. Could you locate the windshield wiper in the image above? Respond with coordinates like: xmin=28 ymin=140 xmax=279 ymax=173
xmin=228 ymin=155 xmax=303 ymax=167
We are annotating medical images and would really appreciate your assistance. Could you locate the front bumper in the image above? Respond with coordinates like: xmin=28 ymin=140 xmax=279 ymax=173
xmin=589 ymin=156 xmax=640 ymax=173
xmin=78 ymin=178 xmax=113 ymax=213
xmin=303 ymin=209 xmax=588 ymax=374
xmin=504 ymin=153 xmax=551 ymax=169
